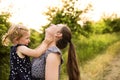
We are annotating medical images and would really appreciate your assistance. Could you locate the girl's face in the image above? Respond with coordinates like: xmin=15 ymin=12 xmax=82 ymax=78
xmin=17 ymin=31 xmax=30 ymax=46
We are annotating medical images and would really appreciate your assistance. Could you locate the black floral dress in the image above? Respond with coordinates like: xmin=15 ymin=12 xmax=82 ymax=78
xmin=9 ymin=44 xmax=31 ymax=80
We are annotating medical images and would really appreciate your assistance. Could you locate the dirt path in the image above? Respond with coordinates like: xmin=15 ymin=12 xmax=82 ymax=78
xmin=81 ymin=41 xmax=120 ymax=80
xmin=100 ymin=52 xmax=120 ymax=80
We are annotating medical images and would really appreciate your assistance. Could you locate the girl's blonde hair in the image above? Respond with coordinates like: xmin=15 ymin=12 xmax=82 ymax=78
xmin=2 ymin=24 xmax=29 ymax=46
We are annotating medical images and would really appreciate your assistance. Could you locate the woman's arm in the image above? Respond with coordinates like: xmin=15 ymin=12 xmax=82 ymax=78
xmin=45 ymin=53 xmax=61 ymax=80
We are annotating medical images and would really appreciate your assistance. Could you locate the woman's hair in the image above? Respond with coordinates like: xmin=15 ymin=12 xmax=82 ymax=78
xmin=56 ymin=24 xmax=80 ymax=80
xmin=2 ymin=24 xmax=29 ymax=46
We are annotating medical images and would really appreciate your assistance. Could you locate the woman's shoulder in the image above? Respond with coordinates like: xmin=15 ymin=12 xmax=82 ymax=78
xmin=47 ymin=46 xmax=62 ymax=55
xmin=45 ymin=46 xmax=63 ymax=64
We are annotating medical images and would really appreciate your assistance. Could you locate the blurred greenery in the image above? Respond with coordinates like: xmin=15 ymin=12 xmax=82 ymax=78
xmin=0 ymin=12 xmax=11 ymax=80
xmin=43 ymin=0 xmax=93 ymax=37
xmin=1 ymin=0 xmax=120 ymax=80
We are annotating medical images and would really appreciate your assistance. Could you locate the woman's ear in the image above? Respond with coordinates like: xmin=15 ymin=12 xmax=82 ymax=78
xmin=55 ymin=32 xmax=62 ymax=38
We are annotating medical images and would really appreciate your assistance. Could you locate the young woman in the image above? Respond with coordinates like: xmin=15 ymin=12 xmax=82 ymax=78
xmin=2 ymin=24 xmax=53 ymax=80
xmin=31 ymin=24 xmax=80 ymax=80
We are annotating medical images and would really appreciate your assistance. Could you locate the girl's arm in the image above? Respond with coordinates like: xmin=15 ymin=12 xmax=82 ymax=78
xmin=45 ymin=53 xmax=61 ymax=80
xmin=17 ymin=40 xmax=50 ymax=57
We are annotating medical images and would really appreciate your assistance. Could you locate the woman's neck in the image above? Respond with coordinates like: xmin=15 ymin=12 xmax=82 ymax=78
xmin=48 ymin=41 xmax=56 ymax=48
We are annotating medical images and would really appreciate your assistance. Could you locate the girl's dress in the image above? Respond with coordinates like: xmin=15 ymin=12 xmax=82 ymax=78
xmin=9 ymin=44 xmax=31 ymax=80
xmin=31 ymin=46 xmax=63 ymax=80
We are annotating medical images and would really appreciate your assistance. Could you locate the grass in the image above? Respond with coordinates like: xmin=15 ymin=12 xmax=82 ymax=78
xmin=81 ymin=41 xmax=120 ymax=80
xmin=1 ymin=32 xmax=120 ymax=80
xmin=60 ymin=32 xmax=120 ymax=80
xmin=76 ymin=32 xmax=120 ymax=64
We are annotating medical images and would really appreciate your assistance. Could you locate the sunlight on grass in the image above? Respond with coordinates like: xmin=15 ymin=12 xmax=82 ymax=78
xmin=81 ymin=41 xmax=120 ymax=80
xmin=61 ymin=32 xmax=120 ymax=80
xmin=77 ymin=32 xmax=120 ymax=63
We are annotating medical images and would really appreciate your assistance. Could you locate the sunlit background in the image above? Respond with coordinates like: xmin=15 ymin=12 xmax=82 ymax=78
xmin=1 ymin=1 xmax=120 ymax=80
xmin=0 ymin=0 xmax=120 ymax=31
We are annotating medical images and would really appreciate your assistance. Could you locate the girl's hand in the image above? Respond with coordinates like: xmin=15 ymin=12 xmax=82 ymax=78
xmin=44 ymin=31 xmax=53 ymax=44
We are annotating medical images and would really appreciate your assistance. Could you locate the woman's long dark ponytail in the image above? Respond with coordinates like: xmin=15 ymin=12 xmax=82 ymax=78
xmin=56 ymin=24 xmax=80 ymax=80
xmin=67 ymin=41 xmax=80 ymax=80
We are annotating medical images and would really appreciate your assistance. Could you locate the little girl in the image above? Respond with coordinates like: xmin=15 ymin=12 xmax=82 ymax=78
xmin=2 ymin=24 xmax=52 ymax=80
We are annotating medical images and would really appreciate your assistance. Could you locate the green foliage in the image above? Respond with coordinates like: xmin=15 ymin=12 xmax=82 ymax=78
xmin=92 ymin=20 xmax=107 ymax=34
xmin=0 ymin=55 xmax=10 ymax=80
xmin=29 ymin=29 xmax=44 ymax=48
xmin=83 ymin=21 xmax=93 ymax=33
xmin=44 ymin=0 xmax=93 ymax=37
xmin=0 ymin=13 xmax=11 ymax=55
xmin=75 ymin=32 xmax=120 ymax=64
xmin=82 ymin=21 xmax=94 ymax=37
xmin=102 ymin=14 xmax=120 ymax=33
xmin=61 ymin=32 xmax=120 ymax=80
xmin=0 ymin=12 xmax=11 ymax=80
xmin=1 ymin=1 xmax=120 ymax=80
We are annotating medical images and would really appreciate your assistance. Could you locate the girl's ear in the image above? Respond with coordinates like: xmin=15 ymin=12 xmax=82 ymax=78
xmin=13 ymin=37 xmax=19 ymax=44
xmin=14 ymin=37 xmax=19 ymax=41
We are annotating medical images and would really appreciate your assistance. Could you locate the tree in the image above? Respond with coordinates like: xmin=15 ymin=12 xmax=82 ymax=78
xmin=29 ymin=29 xmax=44 ymax=48
xmin=102 ymin=14 xmax=120 ymax=33
xmin=44 ymin=0 xmax=93 ymax=37
xmin=0 ymin=12 xmax=11 ymax=80
xmin=0 ymin=12 xmax=11 ymax=55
